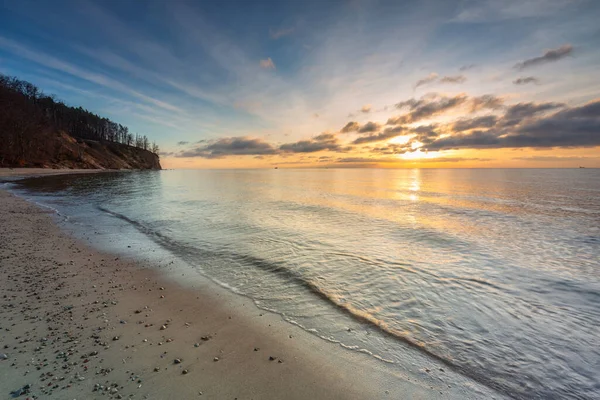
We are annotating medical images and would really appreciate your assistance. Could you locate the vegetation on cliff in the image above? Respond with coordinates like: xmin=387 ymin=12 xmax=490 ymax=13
xmin=0 ymin=74 xmax=161 ymax=169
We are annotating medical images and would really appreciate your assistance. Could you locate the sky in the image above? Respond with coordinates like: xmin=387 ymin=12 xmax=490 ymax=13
xmin=1 ymin=0 xmax=599 ymax=168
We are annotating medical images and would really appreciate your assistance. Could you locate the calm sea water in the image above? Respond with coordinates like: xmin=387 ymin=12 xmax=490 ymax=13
xmin=8 ymin=169 xmax=600 ymax=399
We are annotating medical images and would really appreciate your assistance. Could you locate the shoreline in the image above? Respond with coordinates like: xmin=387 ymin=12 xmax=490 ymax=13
xmin=0 ymin=168 xmax=115 ymax=178
xmin=0 ymin=175 xmax=504 ymax=399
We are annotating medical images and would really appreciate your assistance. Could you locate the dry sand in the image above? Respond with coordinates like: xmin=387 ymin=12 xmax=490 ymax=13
xmin=0 ymin=170 xmax=503 ymax=400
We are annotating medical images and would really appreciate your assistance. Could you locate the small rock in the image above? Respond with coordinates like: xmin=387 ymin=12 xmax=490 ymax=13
xmin=174 ymin=358 xmax=182 ymax=364
xmin=182 ymin=369 xmax=189 ymax=375
xmin=213 ymin=357 xmax=219 ymax=362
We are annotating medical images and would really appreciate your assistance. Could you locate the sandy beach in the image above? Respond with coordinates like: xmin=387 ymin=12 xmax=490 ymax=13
xmin=0 ymin=170 xmax=502 ymax=400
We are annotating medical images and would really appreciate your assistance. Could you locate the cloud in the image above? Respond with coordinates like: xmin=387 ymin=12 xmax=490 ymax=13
xmin=176 ymin=141 xmax=189 ymax=145
xmin=513 ymin=76 xmax=540 ymax=85
xmin=0 ymin=36 xmax=183 ymax=113
xmin=334 ymin=156 xmax=491 ymax=164
xmin=340 ymin=121 xmax=360 ymax=133
xmin=358 ymin=121 xmax=381 ymax=133
xmin=260 ymin=57 xmax=276 ymax=69
xmin=414 ymin=73 xmax=438 ymax=89
xmin=453 ymin=0 xmax=574 ymax=22
xmin=335 ymin=157 xmax=399 ymax=164
xmin=459 ymin=64 xmax=476 ymax=71
xmin=352 ymin=127 xmax=405 ymax=144
xmin=414 ymin=74 xmax=466 ymax=89
xmin=513 ymin=156 xmax=596 ymax=162
xmin=514 ymin=44 xmax=573 ymax=70
xmin=422 ymin=99 xmax=600 ymax=151
xmin=269 ymin=27 xmax=294 ymax=39
xmin=388 ymin=94 xmax=468 ymax=124
xmin=439 ymin=75 xmax=467 ymax=84
xmin=470 ymin=94 xmax=504 ymax=112
xmin=360 ymin=104 xmax=372 ymax=113
xmin=279 ymin=133 xmax=343 ymax=153
xmin=177 ymin=137 xmax=278 ymax=158
xmin=453 ymin=115 xmax=498 ymax=132
xmin=500 ymin=101 xmax=565 ymax=126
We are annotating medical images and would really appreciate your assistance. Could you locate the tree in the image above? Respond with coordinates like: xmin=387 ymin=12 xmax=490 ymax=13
xmin=0 ymin=73 xmax=160 ymax=166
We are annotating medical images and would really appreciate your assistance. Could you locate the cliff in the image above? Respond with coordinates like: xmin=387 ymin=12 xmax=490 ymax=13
xmin=0 ymin=131 xmax=161 ymax=170
xmin=0 ymin=74 xmax=161 ymax=170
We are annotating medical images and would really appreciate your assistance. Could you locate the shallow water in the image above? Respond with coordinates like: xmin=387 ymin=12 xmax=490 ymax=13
xmin=9 ymin=169 xmax=600 ymax=399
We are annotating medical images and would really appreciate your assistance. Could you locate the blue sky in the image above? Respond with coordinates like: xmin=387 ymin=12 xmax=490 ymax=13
xmin=1 ymin=0 xmax=599 ymax=167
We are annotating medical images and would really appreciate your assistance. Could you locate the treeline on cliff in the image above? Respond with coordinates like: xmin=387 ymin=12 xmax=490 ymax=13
xmin=0 ymin=74 xmax=160 ymax=168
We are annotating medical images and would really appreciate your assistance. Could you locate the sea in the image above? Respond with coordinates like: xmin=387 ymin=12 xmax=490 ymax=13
xmin=5 ymin=169 xmax=600 ymax=399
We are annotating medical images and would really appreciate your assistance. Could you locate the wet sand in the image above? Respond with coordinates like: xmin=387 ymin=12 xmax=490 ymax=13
xmin=0 ymin=171 xmax=503 ymax=400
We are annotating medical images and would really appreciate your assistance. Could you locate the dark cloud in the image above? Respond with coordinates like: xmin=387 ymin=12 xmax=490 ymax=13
xmin=388 ymin=94 xmax=468 ymax=125
xmin=358 ymin=121 xmax=381 ymax=133
xmin=422 ymin=99 xmax=600 ymax=151
xmin=352 ymin=127 xmax=405 ymax=144
xmin=279 ymin=133 xmax=342 ymax=153
xmin=160 ymin=151 xmax=174 ymax=157
xmin=177 ymin=137 xmax=278 ymax=158
xmin=340 ymin=121 xmax=360 ymax=133
xmin=453 ymin=115 xmax=498 ymax=132
xmin=176 ymin=141 xmax=189 ymax=145
xmin=439 ymin=75 xmax=466 ymax=84
xmin=411 ymin=124 xmax=442 ymax=144
xmin=500 ymin=101 xmax=565 ymax=126
xmin=513 ymin=76 xmax=540 ymax=85
xmin=514 ymin=44 xmax=573 ymax=70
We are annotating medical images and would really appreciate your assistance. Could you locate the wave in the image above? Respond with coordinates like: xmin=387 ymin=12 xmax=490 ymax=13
xmin=96 ymin=205 xmax=513 ymax=399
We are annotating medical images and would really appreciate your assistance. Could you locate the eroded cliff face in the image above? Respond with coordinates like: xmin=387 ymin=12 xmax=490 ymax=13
xmin=1 ymin=132 xmax=161 ymax=170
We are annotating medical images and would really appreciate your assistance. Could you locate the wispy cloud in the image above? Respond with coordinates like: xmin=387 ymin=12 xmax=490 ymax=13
xmin=513 ymin=76 xmax=540 ymax=85
xmin=514 ymin=44 xmax=573 ymax=70
xmin=0 ymin=36 xmax=183 ymax=113
xmin=269 ymin=27 xmax=295 ymax=39
xmin=414 ymin=73 xmax=438 ymax=89
xmin=439 ymin=75 xmax=467 ymax=84
xmin=260 ymin=57 xmax=276 ymax=69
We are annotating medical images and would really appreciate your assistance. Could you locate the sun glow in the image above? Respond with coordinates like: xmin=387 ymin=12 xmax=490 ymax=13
xmin=388 ymin=135 xmax=413 ymax=145
xmin=400 ymin=149 xmax=441 ymax=160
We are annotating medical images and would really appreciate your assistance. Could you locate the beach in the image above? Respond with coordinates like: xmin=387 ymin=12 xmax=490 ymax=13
xmin=0 ymin=170 xmax=491 ymax=400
